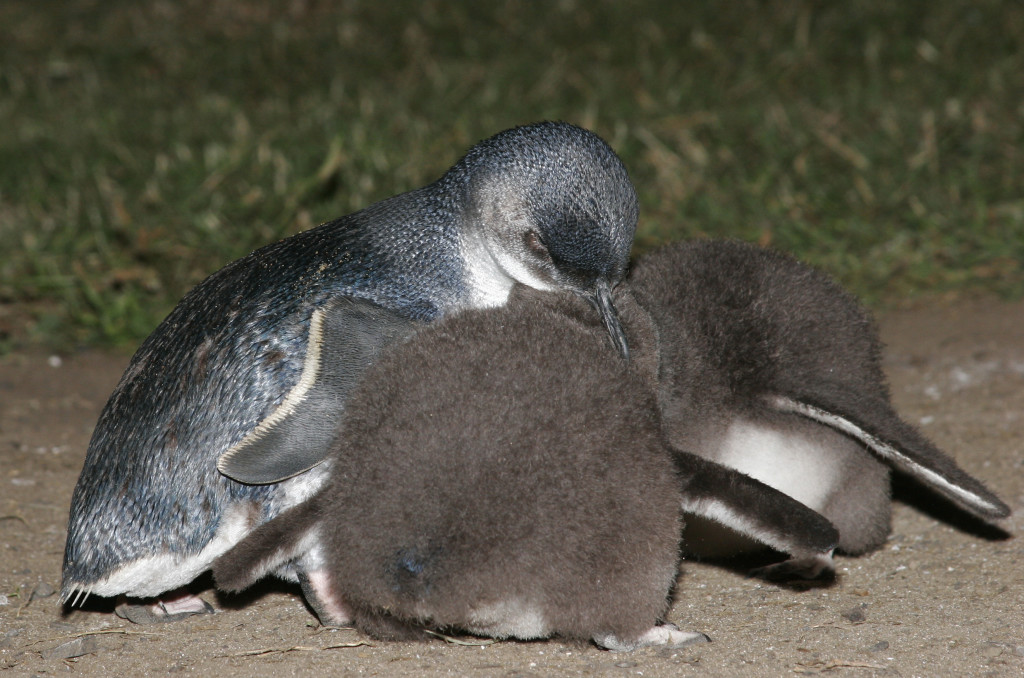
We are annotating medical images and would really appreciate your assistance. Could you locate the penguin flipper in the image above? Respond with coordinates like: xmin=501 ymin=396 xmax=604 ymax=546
xmin=213 ymin=495 xmax=352 ymax=625
xmin=675 ymin=451 xmax=839 ymax=570
xmin=769 ymin=394 xmax=1011 ymax=520
xmin=218 ymin=298 xmax=422 ymax=484
xmin=212 ymin=497 xmax=321 ymax=593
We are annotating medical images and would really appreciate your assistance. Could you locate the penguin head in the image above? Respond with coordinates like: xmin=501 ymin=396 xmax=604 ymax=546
xmin=454 ymin=121 xmax=638 ymax=358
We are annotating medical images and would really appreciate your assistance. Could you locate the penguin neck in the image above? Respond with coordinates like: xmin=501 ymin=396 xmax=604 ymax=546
xmin=445 ymin=171 xmax=557 ymax=310
xmin=457 ymin=218 xmax=559 ymax=309
xmin=458 ymin=229 xmax=519 ymax=309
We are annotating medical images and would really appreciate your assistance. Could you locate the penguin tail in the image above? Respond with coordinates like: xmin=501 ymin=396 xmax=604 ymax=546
xmin=212 ymin=497 xmax=322 ymax=594
xmin=768 ymin=393 xmax=1011 ymax=520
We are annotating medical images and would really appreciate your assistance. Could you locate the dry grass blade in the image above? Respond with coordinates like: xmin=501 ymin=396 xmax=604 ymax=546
xmin=793 ymin=658 xmax=890 ymax=673
xmin=219 ymin=640 xmax=372 ymax=658
xmin=423 ymin=629 xmax=497 ymax=646
xmin=812 ymin=128 xmax=870 ymax=171
xmin=221 ymin=645 xmax=319 ymax=658
xmin=28 ymin=628 xmax=160 ymax=647
xmin=323 ymin=641 xmax=374 ymax=650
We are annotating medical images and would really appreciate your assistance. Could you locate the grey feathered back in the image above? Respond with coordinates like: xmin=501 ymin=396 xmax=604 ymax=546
xmin=628 ymin=239 xmax=883 ymax=429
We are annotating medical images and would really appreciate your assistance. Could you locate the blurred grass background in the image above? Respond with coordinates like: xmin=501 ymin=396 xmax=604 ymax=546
xmin=1 ymin=0 xmax=1022 ymax=351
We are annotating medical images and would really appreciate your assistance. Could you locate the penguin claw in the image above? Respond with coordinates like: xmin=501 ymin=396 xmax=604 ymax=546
xmin=114 ymin=593 xmax=214 ymax=625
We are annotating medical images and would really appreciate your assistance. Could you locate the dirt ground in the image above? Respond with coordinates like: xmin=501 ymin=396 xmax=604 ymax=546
xmin=1 ymin=296 xmax=1022 ymax=677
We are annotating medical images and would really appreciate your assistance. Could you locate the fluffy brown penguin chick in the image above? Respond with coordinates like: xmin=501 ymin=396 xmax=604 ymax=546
xmin=627 ymin=239 xmax=1010 ymax=578
xmin=213 ymin=286 xmax=838 ymax=649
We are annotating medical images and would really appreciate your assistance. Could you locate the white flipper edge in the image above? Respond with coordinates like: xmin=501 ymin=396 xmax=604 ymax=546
xmin=680 ymin=495 xmax=824 ymax=559
xmin=770 ymin=395 xmax=1007 ymax=517
xmin=218 ymin=307 xmax=325 ymax=476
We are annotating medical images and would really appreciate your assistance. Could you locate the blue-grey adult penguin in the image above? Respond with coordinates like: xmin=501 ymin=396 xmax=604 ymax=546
xmin=626 ymin=239 xmax=1011 ymax=577
xmin=212 ymin=286 xmax=838 ymax=649
xmin=61 ymin=122 xmax=639 ymax=620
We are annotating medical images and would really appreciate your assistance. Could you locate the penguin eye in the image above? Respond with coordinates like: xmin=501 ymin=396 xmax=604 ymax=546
xmin=523 ymin=230 xmax=550 ymax=259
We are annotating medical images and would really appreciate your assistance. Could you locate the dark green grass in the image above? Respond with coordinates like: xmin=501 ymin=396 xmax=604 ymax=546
xmin=1 ymin=0 xmax=1022 ymax=350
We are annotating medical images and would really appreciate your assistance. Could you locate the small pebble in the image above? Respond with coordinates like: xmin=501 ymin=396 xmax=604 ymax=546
xmin=0 ymin=595 xmax=8 ymax=606
xmin=31 ymin=582 xmax=56 ymax=601
xmin=42 ymin=636 xmax=98 ymax=660
xmin=48 ymin=622 xmax=78 ymax=631
xmin=841 ymin=604 xmax=867 ymax=623
xmin=868 ymin=640 xmax=890 ymax=652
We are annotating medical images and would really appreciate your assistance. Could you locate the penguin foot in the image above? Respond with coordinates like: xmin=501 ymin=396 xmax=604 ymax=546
xmin=115 ymin=590 xmax=214 ymax=625
xmin=297 ymin=569 xmax=353 ymax=627
xmin=749 ymin=551 xmax=835 ymax=581
xmin=594 ymin=623 xmax=711 ymax=652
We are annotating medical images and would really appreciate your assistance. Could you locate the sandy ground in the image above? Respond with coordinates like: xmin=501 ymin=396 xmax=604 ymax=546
xmin=1 ymin=296 xmax=1022 ymax=677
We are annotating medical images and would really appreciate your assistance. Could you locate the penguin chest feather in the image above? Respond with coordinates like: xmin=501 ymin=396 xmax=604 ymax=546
xmin=465 ymin=600 xmax=552 ymax=640
xmin=715 ymin=416 xmax=845 ymax=512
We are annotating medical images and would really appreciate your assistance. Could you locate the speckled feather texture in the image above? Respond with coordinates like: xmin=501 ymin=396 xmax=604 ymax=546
xmin=213 ymin=287 xmax=837 ymax=648
xmin=627 ymin=239 xmax=1009 ymax=561
xmin=62 ymin=121 xmax=639 ymax=603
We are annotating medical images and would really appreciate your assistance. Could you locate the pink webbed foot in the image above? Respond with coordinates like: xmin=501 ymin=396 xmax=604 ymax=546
xmin=114 ymin=588 xmax=214 ymax=624
xmin=298 ymin=569 xmax=353 ymax=627
xmin=593 ymin=623 xmax=712 ymax=652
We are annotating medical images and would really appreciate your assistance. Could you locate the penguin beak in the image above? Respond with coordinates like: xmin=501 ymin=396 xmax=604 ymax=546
xmin=591 ymin=280 xmax=630 ymax=361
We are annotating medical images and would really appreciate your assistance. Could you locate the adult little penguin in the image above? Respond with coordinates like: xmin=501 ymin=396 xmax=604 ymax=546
xmin=62 ymin=122 xmax=639 ymax=619
xmin=627 ymin=239 xmax=1011 ymax=577
xmin=213 ymin=286 xmax=839 ymax=649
